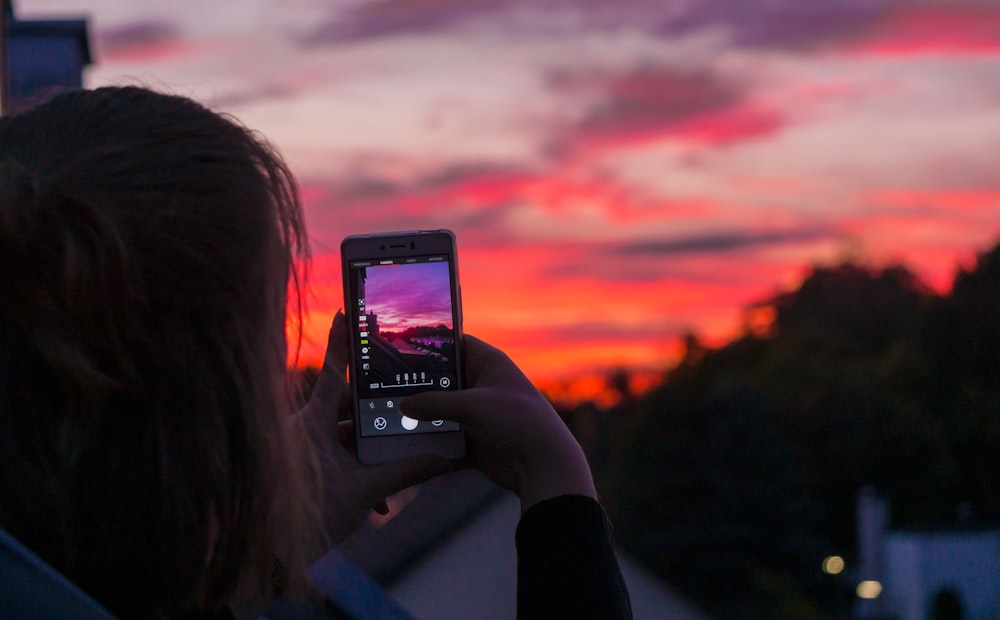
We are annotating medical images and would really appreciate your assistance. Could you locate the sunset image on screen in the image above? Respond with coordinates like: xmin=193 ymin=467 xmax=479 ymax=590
xmin=352 ymin=259 xmax=457 ymax=388
xmin=361 ymin=261 xmax=453 ymax=337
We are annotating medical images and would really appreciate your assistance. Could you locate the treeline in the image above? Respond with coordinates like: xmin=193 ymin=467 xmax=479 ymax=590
xmin=561 ymin=241 xmax=1000 ymax=618
xmin=379 ymin=324 xmax=453 ymax=341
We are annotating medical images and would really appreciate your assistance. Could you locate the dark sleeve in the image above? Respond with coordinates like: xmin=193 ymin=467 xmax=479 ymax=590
xmin=515 ymin=495 xmax=633 ymax=619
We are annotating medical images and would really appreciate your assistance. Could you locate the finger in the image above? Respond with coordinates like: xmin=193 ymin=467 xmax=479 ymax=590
xmin=321 ymin=310 xmax=350 ymax=375
xmin=462 ymin=335 xmax=531 ymax=387
xmin=362 ymin=454 xmax=455 ymax=501
xmin=323 ymin=310 xmax=350 ymax=370
xmin=399 ymin=388 xmax=490 ymax=425
xmin=336 ymin=420 xmax=359 ymax=458
xmin=312 ymin=311 xmax=350 ymax=405
xmin=337 ymin=419 xmax=353 ymax=445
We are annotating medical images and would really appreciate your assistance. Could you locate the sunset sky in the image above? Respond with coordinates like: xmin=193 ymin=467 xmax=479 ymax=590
xmin=21 ymin=0 xmax=1000 ymax=394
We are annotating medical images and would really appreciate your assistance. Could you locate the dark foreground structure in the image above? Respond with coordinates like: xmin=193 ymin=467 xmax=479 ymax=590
xmin=1 ymin=0 xmax=91 ymax=115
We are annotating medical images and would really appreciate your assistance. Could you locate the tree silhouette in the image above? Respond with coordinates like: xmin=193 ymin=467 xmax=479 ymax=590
xmin=567 ymin=241 xmax=1000 ymax=618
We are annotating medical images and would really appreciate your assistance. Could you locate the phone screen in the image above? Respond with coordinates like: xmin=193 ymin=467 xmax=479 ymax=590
xmin=346 ymin=254 xmax=461 ymax=437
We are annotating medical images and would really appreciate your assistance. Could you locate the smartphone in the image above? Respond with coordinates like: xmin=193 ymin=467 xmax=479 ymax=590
xmin=341 ymin=230 xmax=466 ymax=464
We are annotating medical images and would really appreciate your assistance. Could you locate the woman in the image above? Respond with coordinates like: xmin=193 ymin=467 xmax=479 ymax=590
xmin=0 ymin=86 xmax=630 ymax=618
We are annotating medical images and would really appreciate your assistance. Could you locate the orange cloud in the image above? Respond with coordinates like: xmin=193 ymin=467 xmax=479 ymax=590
xmin=833 ymin=189 xmax=1000 ymax=291
xmin=287 ymin=235 xmax=835 ymax=381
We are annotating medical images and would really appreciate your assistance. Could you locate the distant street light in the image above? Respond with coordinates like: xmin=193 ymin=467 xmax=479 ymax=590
xmin=822 ymin=555 xmax=845 ymax=575
xmin=857 ymin=580 xmax=883 ymax=599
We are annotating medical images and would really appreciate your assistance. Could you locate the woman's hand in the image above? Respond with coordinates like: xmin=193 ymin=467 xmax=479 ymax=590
xmin=399 ymin=336 xmax=596 ymax=514
xmin=295 ymin=312 xmax=453 ymax=555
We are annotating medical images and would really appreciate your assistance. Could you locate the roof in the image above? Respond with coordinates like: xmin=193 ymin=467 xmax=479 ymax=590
xmin=337 ymin=470 xmax=503 ymax=584
xmin=337 ymin=471 xmax=710 ymax=619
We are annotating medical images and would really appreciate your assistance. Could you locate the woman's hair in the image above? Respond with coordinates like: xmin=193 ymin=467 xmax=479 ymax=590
xmin=0 ymin=86 xmax=314 ymax=616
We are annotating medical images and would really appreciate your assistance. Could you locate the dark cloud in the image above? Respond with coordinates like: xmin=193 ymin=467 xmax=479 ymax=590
xmin=292 ymin=0 xmax=1000 ymax=64
xmin=617 ymin=227 xmax=837 ymax=256
xmin=298 ymin=0 xmax=677 ymax=46
xmin=302 ymin=162 xmax=531 ymax=246
xmin=413 ymin=162 xmax=533 ymax=192
xmin=540 ymin=255 xmax=691 ymax=284
xmin=655 ymin=1 xmax=894 ymax=50
xmin=299 ymin=0 xmax=508 ymax=46
xmin=655 ymin=0 xmax=1000 ymax=56
xmin=545 ymin=64 xmax=785 ymax=156
xmin=559 ymin=67 xmax=740 ymax=136
xmin=97 ymin=19 xmax=179 ymax=51
xmin=529 ymin=226 xmax=839 ymax=287
xmin=297 ymin=0 xmax=906 ymax=50
xmin=328 ymin=160 xmax=532 ymax=202
xmin=333 ymin=176 xmax=406 ymax=202
xmin=520 ymin=319 xmax=685 ymax=344
xmin=210 ymin=84 xmax=300 ymax=109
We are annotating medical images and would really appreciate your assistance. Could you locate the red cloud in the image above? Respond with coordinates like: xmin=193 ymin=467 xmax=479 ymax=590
xmin=869 ymin=189 xmax=1000 ymax=214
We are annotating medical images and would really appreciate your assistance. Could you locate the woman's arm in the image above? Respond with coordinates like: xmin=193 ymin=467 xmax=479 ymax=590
xmin=400 ymin=336 xmax=633 ymax=618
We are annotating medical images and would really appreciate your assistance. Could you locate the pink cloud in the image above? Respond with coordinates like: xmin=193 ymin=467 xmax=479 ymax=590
xmin=99 ymin=37 xmax=221 ymax=64
xmin=309 ymin=161 xmax=718 ymax=246
xmin=793 ymin=79 xmax=865 ymax=103
xmin=548 ymin=67 xmax=787 ymax=156
xmin=836 ymin=5 xmax=1000 ymax=57
xmin=93 ymin=19 xmax=226 ymax=64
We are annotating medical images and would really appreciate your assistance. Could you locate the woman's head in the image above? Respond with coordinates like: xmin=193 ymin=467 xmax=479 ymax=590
xmin=0 ymin=86 xmax=310 ymax=615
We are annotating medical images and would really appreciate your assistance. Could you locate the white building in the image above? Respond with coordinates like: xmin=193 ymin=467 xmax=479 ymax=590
xmin=856 ymin=488 xmax=1000 ymax=620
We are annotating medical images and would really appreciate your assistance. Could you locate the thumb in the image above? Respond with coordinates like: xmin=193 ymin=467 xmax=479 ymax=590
xmin=321 ymin=310 xmax=350 ymax=372
xmin=363 ymin=454 xmax=454 ymax=500
xmin=400 ymin=390 xmax=478 ymax=425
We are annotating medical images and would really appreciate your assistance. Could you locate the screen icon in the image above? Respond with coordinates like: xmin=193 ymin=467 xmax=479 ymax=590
xmin=439 ymin=377 xmax=451 ymax=388
xmin=373 ymin=417 xmax=387 ymax=431
xmin=400 ymin=416 xmax=418 ymax=431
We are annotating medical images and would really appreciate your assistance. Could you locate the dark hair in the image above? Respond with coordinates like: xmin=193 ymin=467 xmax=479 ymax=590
xmin=0 ymin=86 xmax=314 ymax=615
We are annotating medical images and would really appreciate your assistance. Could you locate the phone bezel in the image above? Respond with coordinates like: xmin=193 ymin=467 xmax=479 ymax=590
xmin=340 ymin=230 xmax=466 ymax=464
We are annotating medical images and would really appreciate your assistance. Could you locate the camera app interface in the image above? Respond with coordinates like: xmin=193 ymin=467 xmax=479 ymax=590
xmin=349 ymin=255 xmax=460 ymax=437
